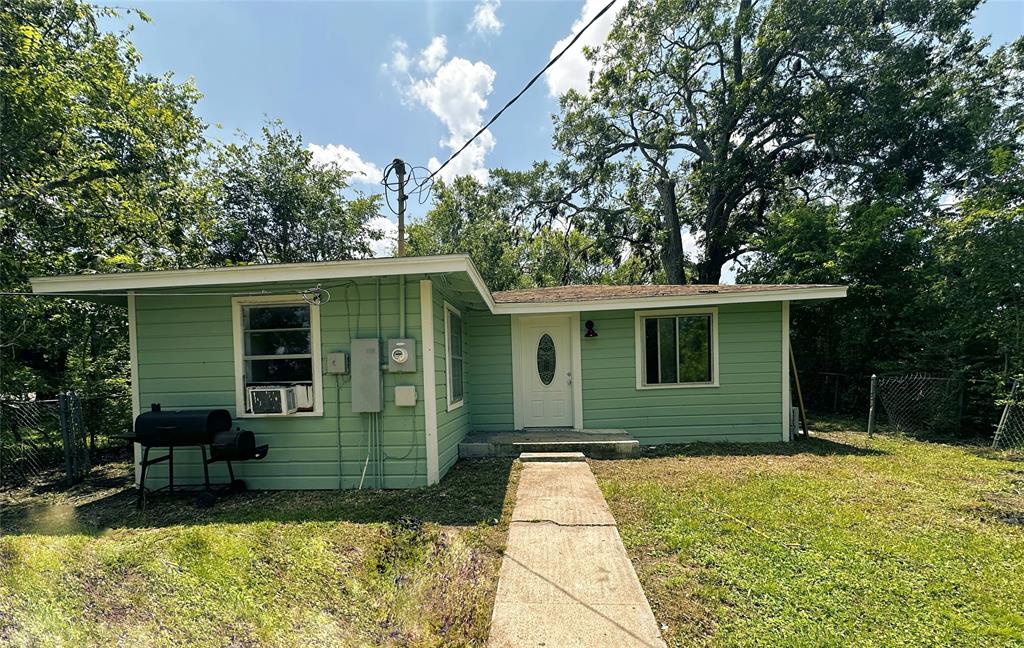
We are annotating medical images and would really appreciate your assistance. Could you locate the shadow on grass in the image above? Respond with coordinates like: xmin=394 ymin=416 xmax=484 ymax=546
xmin=1 ymin=458 xmax=516 ymax=538
xmin=630 ymin=434 xmax=886 ymax=461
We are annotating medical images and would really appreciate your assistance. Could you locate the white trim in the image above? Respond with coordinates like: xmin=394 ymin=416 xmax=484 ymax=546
xmin=230 ymin=294 xmax=323 ymax=418
xmin=571 ymin=312 xmax=584 ymax=430
xmin=30 ymin=254 xmax=498 ymax=312
xmin=443 ymin=301 xmax=465 ymax=412
xmin=782 ymin=301 xmax=791 ymax=442
xmin=127 ymin=292 xmax=142 ymax=486
xmin=29 ymin=254 xmax=845 ymax=316
xmin=510 ymin=314 xmax=525 ymax=430
xmin=420 ymin=280 xmax=440 ymax=484
xmin=634 ymin=307 xmax=720 ymax=390
xmin=493 ymin=286 xmax=847 ymax=314
xmin=511 ymin=314 xmax=582 ymax=430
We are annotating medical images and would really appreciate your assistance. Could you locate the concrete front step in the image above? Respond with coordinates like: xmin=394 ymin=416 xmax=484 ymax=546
xmin=519 ymin=451 xmax=587 ymax=462
xmin=459 ymin=430 xmax=639 ymax=459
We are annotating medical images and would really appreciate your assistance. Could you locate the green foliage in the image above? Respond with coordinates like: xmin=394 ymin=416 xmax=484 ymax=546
xmin=742 ymin=38 xmax=1023 ymax=426
xmin=1 ymin=0 xmax=210 ymax=397
xmin=550 ymin=0 xmax=1003 ymax=283
xmin=207 ymin=121 xmax=382 ymax=264
xmin=408 ymin=170 xmax=649 ymax=290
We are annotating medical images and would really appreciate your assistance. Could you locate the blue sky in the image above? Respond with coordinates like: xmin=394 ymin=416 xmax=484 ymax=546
xmin=105 ymin=0 xmax=1023 ymax=263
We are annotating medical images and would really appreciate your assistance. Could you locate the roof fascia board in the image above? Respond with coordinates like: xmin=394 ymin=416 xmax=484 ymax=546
xmin=490 ymin=286 xmax=847 ymax=314
xmin=30 ymin=254 xmax=840 ymax=314
xmin=30 ymin=255 xmax=496 ymax=310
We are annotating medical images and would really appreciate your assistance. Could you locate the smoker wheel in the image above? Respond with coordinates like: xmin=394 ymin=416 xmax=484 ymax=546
xmin=229 ymin=479 xmax=248 ymax=493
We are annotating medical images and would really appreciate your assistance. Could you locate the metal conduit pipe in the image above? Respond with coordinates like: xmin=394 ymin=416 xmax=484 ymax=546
xmin=399 ymin=275 xmax=406 ymax=339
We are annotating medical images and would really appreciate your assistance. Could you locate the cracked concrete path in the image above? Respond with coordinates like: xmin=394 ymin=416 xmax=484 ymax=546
xmin=488 ymin=457 xmax=667 ymax=648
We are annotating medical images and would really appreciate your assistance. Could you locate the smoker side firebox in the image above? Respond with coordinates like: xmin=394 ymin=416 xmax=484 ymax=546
xmin=127 ymin=404 xmax=268 ymax=509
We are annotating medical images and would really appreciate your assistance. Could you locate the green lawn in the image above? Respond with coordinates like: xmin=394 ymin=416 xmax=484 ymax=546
xmin=592 ymin=420 xmax=1024 ymax=647
xmin=4 ymin=424 xmax=1022 ymax=647
xmin=0 ymin=458 xmax=518 ymax=647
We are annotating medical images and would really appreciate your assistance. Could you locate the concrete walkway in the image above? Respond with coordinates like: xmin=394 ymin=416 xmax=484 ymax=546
xmin=489 ymin=453 xmax=666 ymax=647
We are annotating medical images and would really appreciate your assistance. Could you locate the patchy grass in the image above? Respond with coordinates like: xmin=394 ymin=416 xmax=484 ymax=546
xmin=591 ymin=420 xmax=1024 ymax=647
xmin=0 ymin=458 xmax=518 ymax=647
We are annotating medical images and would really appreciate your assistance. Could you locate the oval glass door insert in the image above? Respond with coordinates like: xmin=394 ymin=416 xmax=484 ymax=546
xmin=537 ymin=333 xmax=556 ymax=385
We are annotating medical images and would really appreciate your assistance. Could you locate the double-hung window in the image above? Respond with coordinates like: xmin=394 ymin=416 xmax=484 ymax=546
xmin=233 ymin=295 xmax=322 ymax=416
xmin=444 ymin=302 xmax=464 ymax=410
xmin=636 ymin=308 xmax=718 ymax=389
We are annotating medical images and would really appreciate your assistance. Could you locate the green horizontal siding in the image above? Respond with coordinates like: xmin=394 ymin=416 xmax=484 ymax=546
xmin=433 ymin=282 xmax=471 ymax=478
xmin=465 ymin=312 xmax=514 ymax=432
xmin=581 ymin=302 xmax=784 ymax=443
xmin=134 ymin=276 xmax=429 ymax=490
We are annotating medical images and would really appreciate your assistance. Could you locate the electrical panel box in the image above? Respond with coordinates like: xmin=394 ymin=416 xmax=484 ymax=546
xmin=351 ymin=339 xmax=381 ymax=412
xmin=326 ymin=352 xmax=348 ymax=375
xmin=387 ymin=338 xmax=417 ymax=373
xmin=394 ymin=385 xmax=417 ymax=407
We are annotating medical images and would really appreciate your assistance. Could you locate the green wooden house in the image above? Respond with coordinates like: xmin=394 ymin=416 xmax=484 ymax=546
xmin=31 ymin=255 xmax=845 ymax=489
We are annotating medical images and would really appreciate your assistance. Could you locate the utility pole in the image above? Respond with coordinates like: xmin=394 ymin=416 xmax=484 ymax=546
xmin=393 ymin=158 xmax=407 ymax=257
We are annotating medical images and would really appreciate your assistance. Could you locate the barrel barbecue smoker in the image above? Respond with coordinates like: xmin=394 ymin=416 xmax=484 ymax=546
xmin=126 ymin=404 xmax=268 ymax=509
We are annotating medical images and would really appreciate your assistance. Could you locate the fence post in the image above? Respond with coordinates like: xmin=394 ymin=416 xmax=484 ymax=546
xmin=58 ymin=392 xmax=74 ymax=485
xmin=867 ymin=374 xmax=878 ymax=438
xmin=993 ymin=379 xmax=1019 ymax=449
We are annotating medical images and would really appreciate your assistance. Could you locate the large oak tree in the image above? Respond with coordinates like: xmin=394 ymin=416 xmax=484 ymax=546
xmin=552 ymin=0 xmax=1001 ymax=283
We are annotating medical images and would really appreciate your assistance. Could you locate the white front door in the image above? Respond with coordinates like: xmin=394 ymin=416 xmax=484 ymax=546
xmin=517 ymin=315 xmax=575 ymax=428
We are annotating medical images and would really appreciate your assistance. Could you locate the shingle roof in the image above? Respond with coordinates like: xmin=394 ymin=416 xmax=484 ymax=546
xmin=491 ymin=284 xmax=839 ymax=304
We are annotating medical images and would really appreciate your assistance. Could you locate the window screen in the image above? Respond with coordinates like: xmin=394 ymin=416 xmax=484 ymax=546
xmin=642 ymin=314 xmax=712 ymax=385
xmin=242 ymin=303 xmax=314 ymax=410
xmin=447 ymin=308 xmax=464 ymax=403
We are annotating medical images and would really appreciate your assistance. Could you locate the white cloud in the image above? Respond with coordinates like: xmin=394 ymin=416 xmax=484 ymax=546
xmin=386 ymin=39 xmax=411 ymax=74
xmin=469 ymin=0 xmax=502 ymax=36
xmin=545 ymin=0 xmax=624 ymax=97
xmin=306 ymin=143 xmax=382 ymax=185
xmin=367 ymin=215 xmax=398 ymax=258
xmin=384 ymin=37 xmax=497 ymax=182
xmin=418 ymin=36 xmax=448 ymax=73
xmin=406 ymin=50 xmax=496 ymax=183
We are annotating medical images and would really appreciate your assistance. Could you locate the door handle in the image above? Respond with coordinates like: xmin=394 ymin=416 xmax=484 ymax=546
xmin=567 ymin=372 xmax=572 ymax=385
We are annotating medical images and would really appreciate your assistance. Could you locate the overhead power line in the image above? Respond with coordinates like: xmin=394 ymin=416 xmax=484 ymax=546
xmin=423 ymin=0 xmax=619 ymax=184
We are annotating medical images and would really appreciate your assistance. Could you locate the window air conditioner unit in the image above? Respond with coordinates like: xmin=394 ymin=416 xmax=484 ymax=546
xmin=293 ymin=384 xmax=314 ymax=410
xmin=247 ymin=386 xmax=298 ymax=415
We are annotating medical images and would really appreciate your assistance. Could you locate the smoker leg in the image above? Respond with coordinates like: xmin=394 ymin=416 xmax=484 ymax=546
xmin=226 ymin=460 xmax=235 ymax=483
xmin=168 ymin=446 xmax=174 ymax=494
xmin=200 ymin=445 xmax=210 ymax=491
xmin=137 ymin=446 xmax=151 ymax=510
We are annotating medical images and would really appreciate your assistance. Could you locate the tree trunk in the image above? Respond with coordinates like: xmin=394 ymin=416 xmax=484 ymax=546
xmin=697 ymin=248 xmax=725 ymax=284
xmin=655 ymin=178 xmax=687 ymax=285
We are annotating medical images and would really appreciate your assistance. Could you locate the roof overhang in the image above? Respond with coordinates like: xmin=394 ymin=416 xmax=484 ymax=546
xmin=30 ymin=255 xmax=498 ymax=311
xmin=490 ymin=286 xmax=848 ymax=314
xmin=30 ymin=255 xmax=846 ymax=314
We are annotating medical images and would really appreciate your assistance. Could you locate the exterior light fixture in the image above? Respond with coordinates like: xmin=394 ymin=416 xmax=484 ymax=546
xmin=584 ymin=320 xmax=598 ymax=338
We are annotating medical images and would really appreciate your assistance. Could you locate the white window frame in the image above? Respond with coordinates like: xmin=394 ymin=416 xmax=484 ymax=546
xmin=444 ymin=301 xmax=465 ymax=411
xmin=634 ymin=307 xmax=720 ymax=390
xmin=232 ymin=294 xmax=323 ymax=417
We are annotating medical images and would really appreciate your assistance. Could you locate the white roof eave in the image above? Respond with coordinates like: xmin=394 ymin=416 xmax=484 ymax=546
xmin=30 ymin=256 xmax=846 ymax=314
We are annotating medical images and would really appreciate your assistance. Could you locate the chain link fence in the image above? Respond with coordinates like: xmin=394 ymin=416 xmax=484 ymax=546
xmin=870 ymin=373 xmax=964 ymax=437
xmin=993 ymin=380 xmax=1023 ymax=452
xmin=1 ymin=391 xmax=131 ymax=488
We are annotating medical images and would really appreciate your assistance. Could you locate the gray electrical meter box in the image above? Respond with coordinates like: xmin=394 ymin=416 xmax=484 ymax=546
xmin=387 ymin=338 xmax=417 ymax=373
xmin=351 ymin=339 xmax=381 ymax=412
xmin=326 ymin=352 xmax=348 ymax=375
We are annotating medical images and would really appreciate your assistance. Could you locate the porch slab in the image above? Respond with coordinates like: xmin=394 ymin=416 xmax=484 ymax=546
xmin=460 ymin=430 xmax=640 ymax=459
